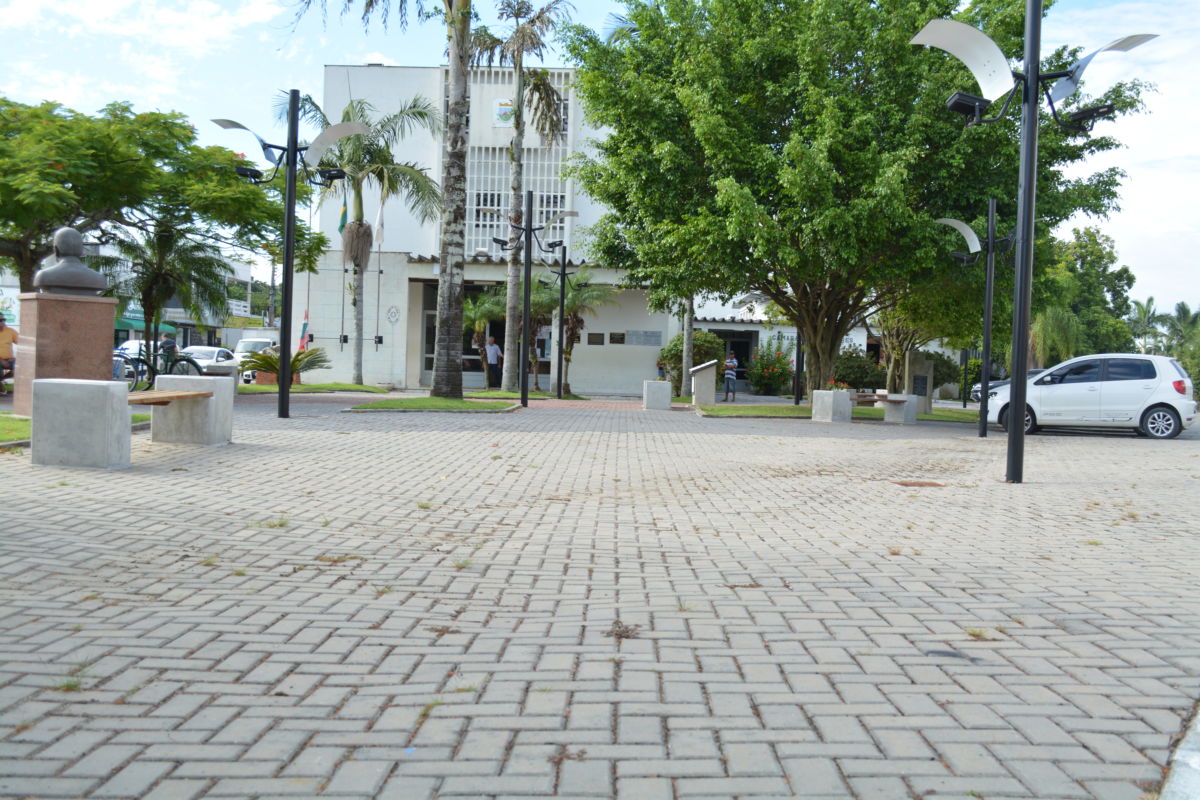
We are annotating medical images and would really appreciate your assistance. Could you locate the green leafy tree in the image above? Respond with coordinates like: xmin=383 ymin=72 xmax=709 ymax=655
xmin=0 ymin=98 xmax=323 ymax=292
xmin=1030 ymin=306 xmax=1084 ymax=367
xmin=1041 ymin=227 xmax=1134 ymax=353
xmin=1162 ymin=302 xmax=1200 ymax=353
xmin=290 ymin=94 xmax=441 ymax=385
xmin=564 ymin=0 xmax=1145 ymax=392
xmin=472 ymin=0 xmax=571 ymax=391
xmin=833 ymin=345 xmax=887 ymax=392
xmin=658 ymin=328 xmax=724 ymax=397
xmin=295 ymin=0 xmax=474 ymax=398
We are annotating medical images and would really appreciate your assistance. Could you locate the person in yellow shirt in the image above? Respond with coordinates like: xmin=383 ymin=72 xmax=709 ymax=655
xmin=0 ymin=314 xmax=17 ymax=395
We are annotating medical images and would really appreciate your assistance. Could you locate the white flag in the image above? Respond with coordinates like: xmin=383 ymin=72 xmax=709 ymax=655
xmin=374 ymin=200 xmax=385 ymax=251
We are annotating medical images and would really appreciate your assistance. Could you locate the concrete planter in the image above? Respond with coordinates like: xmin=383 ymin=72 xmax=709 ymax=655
xmin=812 ymin=389 xmax=852 ymax=423
xmin=642 ymin=380 xmax=672 ymax=410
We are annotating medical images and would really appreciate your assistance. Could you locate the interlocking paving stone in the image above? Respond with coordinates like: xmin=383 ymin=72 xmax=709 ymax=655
xmin=1 ymin=396 xmax=1198 ymax=798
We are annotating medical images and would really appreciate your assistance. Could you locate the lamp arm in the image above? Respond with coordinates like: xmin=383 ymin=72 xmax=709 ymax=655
xmin=973 ymin=76 xmax=1022 ymax=126
xmin=1040 ymin=84 xmax=1086 ymax=132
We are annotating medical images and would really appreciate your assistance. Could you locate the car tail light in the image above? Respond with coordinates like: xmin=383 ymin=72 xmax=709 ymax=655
xmin=1173 ymin=380 xmax=1187 ymax=395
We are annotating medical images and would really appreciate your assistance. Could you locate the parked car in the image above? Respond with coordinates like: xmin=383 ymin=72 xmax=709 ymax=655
xmin=232 ymin=338 xmax=274 ymax=383
xmin=970 ymin=369 xmax=1044 ymax=402
xmin=114 ymin=340 xmax=150 ymax=359
xmin=181 ymin=346 xmax=238 ymax=376
xmin=987 ymin=354 xmax=1196 ymax=439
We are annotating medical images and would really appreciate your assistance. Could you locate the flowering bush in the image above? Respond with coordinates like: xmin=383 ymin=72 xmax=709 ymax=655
xmin=747 ymin=333 xmax=795 ymax=395
xmin=825 ymin=379 xmax=852 ymax=391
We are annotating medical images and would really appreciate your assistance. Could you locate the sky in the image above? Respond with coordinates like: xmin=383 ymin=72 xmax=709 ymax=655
xmin=0 ymin=0 xmax=1194 ymax=312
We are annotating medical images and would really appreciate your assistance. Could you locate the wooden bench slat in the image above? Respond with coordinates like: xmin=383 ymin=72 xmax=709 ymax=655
xmin=127 ymin=390 xmax=214 ymax=406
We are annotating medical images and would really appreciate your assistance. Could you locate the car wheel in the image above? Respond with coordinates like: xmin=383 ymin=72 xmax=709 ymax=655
xmin=1140 ymin=406 xmax=1181 ymax=439
xmin=999 ymin=405 xmax=1037 ymax=434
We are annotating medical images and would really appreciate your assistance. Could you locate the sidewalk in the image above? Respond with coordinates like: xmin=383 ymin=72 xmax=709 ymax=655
xmin=1 ymin=398 xmax=1197 ymax=798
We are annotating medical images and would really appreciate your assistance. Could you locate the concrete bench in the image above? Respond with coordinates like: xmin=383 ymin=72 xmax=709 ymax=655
xmin=31 ymin=376 xmax=234 ymax=469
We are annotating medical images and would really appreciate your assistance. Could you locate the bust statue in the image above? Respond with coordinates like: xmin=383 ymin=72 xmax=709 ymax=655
xmin=32 ymin=227 xmax=108 ymax=295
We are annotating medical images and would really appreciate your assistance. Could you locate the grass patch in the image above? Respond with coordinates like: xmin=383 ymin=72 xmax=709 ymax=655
xmin=697 ymin=404 xmax=980 ymax=423
xmin=238 ymin=382 xmax=388 ymax=394
xmin=352 ymin=397 xmax=512 ymax=411
xmin=465 ymin=389 xmax=589 ymax=401
xmin=1 ymin=412 xmax=154 ymax=443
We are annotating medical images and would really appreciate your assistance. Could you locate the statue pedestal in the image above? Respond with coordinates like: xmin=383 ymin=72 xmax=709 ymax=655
xmin=13 ymin=293 xmax=117 ymax=417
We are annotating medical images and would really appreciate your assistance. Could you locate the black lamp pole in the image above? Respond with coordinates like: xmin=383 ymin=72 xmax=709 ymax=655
xmin=277 ymin=89 xmax=300 ymax=419
xmin=520 ymin=189 xmax=533 ymax=408
xmin=979 ymin=197 xmax=998 ymax=438
xmin=556 ymin=245 xmax=567 ymax=399
xmin=1006 ymin=0 xmax=1043 ymax=483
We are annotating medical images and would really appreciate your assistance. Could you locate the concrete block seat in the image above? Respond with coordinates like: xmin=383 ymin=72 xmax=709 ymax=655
xmin=31 ymin=376 xmax=234 ymax=470
xmin=642 ymin=379 xmax=672 ymax=410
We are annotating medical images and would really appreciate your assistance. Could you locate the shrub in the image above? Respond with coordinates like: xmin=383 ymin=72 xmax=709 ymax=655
xmin=241 ymin=346 xmax=332 ymax=376
xmin=832 ymin=346 xmax=886 ymax=390
xmin=923 ymin=349 xmax=962 ymax=390
xmin=747 ymin=333 xmax=795 ymax=395
xmin=659 ymin=330 xmax=726 ymax=395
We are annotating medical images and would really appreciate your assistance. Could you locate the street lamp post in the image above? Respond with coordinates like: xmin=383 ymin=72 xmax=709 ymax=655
xmin=913 ymin=10 xmax=1154 ymax=482
xmin=213 ymin=94 xmax=366 ymax=419
xmin=488 ymin=193 xmax=578 ymax=407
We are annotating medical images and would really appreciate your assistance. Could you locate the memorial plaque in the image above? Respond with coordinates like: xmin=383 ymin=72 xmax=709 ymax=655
xmin=625 ymin=330 xmax=663 ymax=346
xmin=609 ymin=332 xmax=626 ymax=344
xmin=587 ymin=333 xmax=604 ymax=345
xmin=913 ymin=375 xmax=929 ymax=396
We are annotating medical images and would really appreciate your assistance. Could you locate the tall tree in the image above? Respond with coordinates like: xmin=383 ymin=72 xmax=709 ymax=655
xmin=289 ymin=95 xmax=441 ymax=385
xmin=1127 ymin=297 xmax=1166 ymax=354
xmin=1030 ymin=306 xmax=1084 ymax=367
xmin=1162 ymin=302 xmax=1200 ymax=353
xmin=100 ymin=225 xmax=233 ymax=358
xmin=565 ymin=0 xmax=1146 ymax=391
xmin=0 ymin=99 xmax=318 ymax=292
xmin=472 ymin=0 xmax=572 ymax=391
xmin=295 ymin=0 xmax=474 ymax=398
xmin=1041 ymin=227 xmax=1134 ymax=354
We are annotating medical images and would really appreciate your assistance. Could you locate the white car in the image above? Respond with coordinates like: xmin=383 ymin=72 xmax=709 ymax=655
xmin=181 ymin=346 xmax=238 ymax=376
xmin=232 ymin=338 xmax=274 ymax=383
xmin=987 ymin=354 xmax=1196 ymax=439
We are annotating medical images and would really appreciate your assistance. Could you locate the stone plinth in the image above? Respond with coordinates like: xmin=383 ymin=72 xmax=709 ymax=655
xmin=642 ymin=380 xmax=671 ymax=410
xmin=883 ymin=394 xmax=918 ymax=424
xmin=14 ymin=293 xmax=117 ymax=417
xmin=152 ymin=375 xmax=235 ymax=446
xmin=32 ymin=379 xmax=129 ymax=469
xmin=689 ymin=359 xmax=718 ymax=406
xmin=812 ymin=390 xmax=852 ymax=423
xmin=904 ymin=351 xmax=935 ymax=415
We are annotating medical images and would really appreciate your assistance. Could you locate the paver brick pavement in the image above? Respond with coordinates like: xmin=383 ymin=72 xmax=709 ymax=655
xmin=1 ymin=397 xmax=1198 ymax=798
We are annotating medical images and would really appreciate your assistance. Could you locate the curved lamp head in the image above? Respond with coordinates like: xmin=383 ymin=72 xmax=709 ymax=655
xmin=911 ymin=19 xmax=1014 ymax=102
xmin=1047 ymin=34 xmax=1157 ymax=103
xmin=212 ymin=118 xmax=277 ymax=162
xmin=306 ymin=121 xmax=371 ymax=165
xmin=935 ymin=217 xmax=982 ymax=254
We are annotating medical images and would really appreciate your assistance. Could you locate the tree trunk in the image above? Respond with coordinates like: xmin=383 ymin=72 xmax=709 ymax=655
xmin=431 ymin=1 xmax=471 ymax=399
xmin=14 ymin=245 xmax=50 ymax=293
xmin=680 ymin=298 xmax=694 ymax=399
xmin=501 ymin=55 xmax=526 ymax=393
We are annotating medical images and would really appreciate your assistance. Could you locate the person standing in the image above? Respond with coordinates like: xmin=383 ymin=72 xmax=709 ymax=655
xmin=160 ymin=332 xmax=178 ymax=357
xmin=722 ymin=350 xmax=738 ymax=402
xmin=0 ymin=315 xmax=16 ymax=396
xmin=484 ymin=336 xmax=503 ymax=390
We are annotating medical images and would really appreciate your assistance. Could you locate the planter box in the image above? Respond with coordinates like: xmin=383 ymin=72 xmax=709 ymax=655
xmin=255 ymin=371 xmax=300 ymax=385
xmin=812 ymin=389 xmax=852 ymax=423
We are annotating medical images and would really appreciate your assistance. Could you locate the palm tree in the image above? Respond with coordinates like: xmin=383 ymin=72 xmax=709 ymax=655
xmin=471 ymin=0 xmax=572 ymax=392
xmin=523 ymin=278 xmax=558 ymax=391
xmin=288 ymin=95 xmax=440 ymax=385
xmin=1127 ymin=297 xmax=1167 ymax=354
xmin=1030 ymin=307 xmax=1084 ymax=368
xmin=462 ymin=289 xmax=505 ymax=387
xmin=102 ymin=225 xmax=232 ymax=359
xmin=559 ymin=269 xmax=616 ymax=395
xmin=1162 ymin=302 xmax=1200 ymax=353
xmin=293 ymin=0 xmax=474 ymax=399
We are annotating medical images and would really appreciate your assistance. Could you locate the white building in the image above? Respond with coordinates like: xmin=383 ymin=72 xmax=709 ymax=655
xmin=292 ymin=63 xmax=822 ymax=393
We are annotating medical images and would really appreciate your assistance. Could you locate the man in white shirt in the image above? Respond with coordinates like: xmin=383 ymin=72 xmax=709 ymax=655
xmin=485 ymin=336 xmax=503 ymax=389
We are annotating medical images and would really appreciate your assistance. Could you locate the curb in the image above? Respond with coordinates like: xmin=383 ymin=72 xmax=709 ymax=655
xmin=1161 ymin=702 xmax=1200 ymax=800
xmin=341 ymin=404 xmax=522 ymax=414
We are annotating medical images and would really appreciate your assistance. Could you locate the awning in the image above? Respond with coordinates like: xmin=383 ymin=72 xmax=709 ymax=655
xmin=116 ymin=317 xmax=177 ymax=333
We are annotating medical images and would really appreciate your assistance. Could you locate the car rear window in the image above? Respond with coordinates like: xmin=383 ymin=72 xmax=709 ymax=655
xmin=1170 ymin=359 xmax=1190 ymax=380
xmin=1105 ymin=358 xmax=1156 ymax=381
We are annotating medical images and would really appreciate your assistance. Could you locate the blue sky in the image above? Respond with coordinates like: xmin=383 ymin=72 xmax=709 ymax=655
xmin=1 ymin=0 xmax=1194 ymax=311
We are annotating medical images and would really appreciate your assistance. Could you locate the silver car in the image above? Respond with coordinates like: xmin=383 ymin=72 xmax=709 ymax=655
xmin=181 ymin=346 xmax=238 ymax=376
